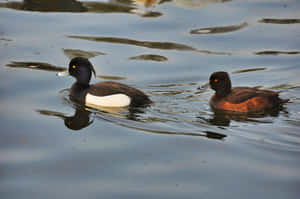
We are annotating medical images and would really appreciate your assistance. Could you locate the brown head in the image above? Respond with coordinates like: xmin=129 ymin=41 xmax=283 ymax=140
xmin=209 ymin=71 xmax=232 ymax=97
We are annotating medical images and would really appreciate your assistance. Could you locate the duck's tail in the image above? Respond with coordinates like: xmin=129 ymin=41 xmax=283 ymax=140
xmin=279 ymin=98 xmax=290 ymax=104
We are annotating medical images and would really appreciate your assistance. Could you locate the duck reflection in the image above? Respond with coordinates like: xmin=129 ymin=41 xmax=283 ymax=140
xmin=64 ymin=108 xmax=93 ymax=130
xmin=37 ymin=103 xmax=147 ymax=131
xmin=199 ymin=107 xmax=286 ymax=127
xmin=37 ymin=101 xmax=226 ymax=140
xmin=37 ymin=107 xmax=94 ymax=130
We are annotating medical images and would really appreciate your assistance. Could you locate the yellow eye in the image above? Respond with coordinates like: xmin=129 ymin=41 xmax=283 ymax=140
xmin=214 ymin=79 xmax=219 ymax=83
xmin=72 ymin=65 xmax=76 ymax=69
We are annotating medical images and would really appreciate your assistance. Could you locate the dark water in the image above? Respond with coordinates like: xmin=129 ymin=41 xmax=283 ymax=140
xmin=1 ymin=0 xmax=300 ymax=198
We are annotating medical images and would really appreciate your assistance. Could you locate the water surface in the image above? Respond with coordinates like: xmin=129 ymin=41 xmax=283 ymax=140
xmin=1 ymin=0 xmax=300 ymax=198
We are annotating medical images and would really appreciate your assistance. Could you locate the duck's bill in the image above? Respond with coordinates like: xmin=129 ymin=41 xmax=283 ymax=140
xmin=195 ymin=82 xmax=209 ymax=94
xmin=197 ymin=82 xmax=209 ymax=90
xmin=57 ymin=71 xmax=70 ymax=77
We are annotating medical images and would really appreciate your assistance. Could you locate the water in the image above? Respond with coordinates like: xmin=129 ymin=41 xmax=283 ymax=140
xmin=1 ymin=0 xmax=300 ymax=198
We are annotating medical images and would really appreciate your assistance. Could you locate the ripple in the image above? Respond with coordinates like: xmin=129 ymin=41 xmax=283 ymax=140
xmin=0 ymin=0 xmax=162 ymax=17
xmin=94 ymin=111 xmax=227 ymax=140
xmin=45 ymin=78 xmax=299 ymax=148
xmin=0 ymin=0 xmax=87 ymax=12
xmin=269 ymin=83 xmax=300 ymax=90
xmin=84 ymin=1 xmax=162 ymax=17
xmin=83 ymin=1 xmax=132 ymax=13
xmin=258 ymin=18 xmax=300 ymax=24
xmin=150 ymin=90 xmax=188 ymax=96
xmin=132 ymin=0 xmax=158 ymax=8
xmin=232 ymin=67 xmax=267 ymax=74
xmin=174 ymin=0 xmax=232 ymax=9
xmin=38 ymin=100 xmax=227 ymax=140
xmin=0 ymin=37 xmax=13 ymax=42
xmin=129 ymin=54 xmax=168 ymax=62
xmin=6 ymin=61 xmax=65 ymax=72
xmin=67 ymin=35 xmax=198 ymax=51
xmin=255 ymin=50 xmax=300 ymax=55
xmin=97 ymin=75 xmax=127 ymax=81
xmin=190 ymin=22 xmax=248 ymax=35
xmin=147 ymin=82 xmax=198 ymax=88
xmin=42 ymin=87 xmax=227 ymax=139
xmin=63 ymin=49 xmax=106 ymax=59
xmin=67 ymin=35 xmax=231 ymax=55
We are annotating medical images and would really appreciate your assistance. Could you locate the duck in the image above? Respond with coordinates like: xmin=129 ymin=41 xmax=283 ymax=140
xmin=208 ymin=71 xmax=289 ymax=113
xmin=58 ymin=57 xmax=152 ymax=108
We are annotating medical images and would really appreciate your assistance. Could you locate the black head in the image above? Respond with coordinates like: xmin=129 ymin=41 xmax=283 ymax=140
xmin=69 ymin=57 xmax=96 ymax=85
xmin=209 ymin=71 xmax=232 ymax=97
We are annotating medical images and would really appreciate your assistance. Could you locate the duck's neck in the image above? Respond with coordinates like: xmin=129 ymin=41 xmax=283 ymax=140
xmin=215 ymin=85 xmax=231 ymax=97
xmin=70 ymin=83 xmax=90 ymax=104
xmin=75 ymin=70 xmax=92 ymax=86
xmin=74 ymin=82 xmax=90 ymax=88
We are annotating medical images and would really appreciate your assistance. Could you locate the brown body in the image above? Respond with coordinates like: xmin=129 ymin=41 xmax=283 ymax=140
xmin=208 ymin=72 xmax=288 ymax=113
xmin=210 ymin=87 xmax=286 ymax=113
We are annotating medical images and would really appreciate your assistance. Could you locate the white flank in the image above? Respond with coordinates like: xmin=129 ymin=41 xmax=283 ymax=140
xmin=85 ymin=93 xmax=131 ymax=107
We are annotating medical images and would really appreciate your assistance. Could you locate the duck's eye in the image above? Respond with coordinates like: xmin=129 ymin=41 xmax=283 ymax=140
xmin=214 ymin=79 xmax=219 ymax=83
xmin=72 ymin=65 xmax=76 ymax=69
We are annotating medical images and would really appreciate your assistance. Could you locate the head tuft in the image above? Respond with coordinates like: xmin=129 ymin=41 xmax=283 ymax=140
xmin=68 ymin=57 xmax=96 ymax=85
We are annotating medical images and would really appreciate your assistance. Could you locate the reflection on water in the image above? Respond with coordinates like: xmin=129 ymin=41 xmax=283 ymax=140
xmin=259 ymin=18 xmax=300 ymax=24
xmin=0 ymin=0 xmax=233 ymax=13
xmin=148 ymin=82 xmax=198 ymax=88
xmin=0 ymin=37 xmax=13 ymax=42
xmin=231 ymin=67 xmax=267 ymax=74
xmin=5 ymin=58 xmax=297 ymax=143
xmin=174 ymin=0 xmax=231 ymax=9
xmin=81 ymin=0 xmax=163 ymax=17
xmin=0 ymin=0 xmax=87 ymax=12
xmin=255 ymin=50 xmax=300 ymax=55
xmin=0 ymin=0 xmax=163 ymax=17
xmin=35 ymin=86 xmax=228 ymax=140
xmin=6 ymin=61 xmax=65 ymax=72
xmin=97 ymin=75 xmax=128 ymax=81
xmin=198 ymin=107 xmax=285 ymax=127
xmin=129 ymin=54 xmax=168 ymax=62
xmin=269 ymin=83 xmax=300 ymax=90
xmin=37 ymin=96 xmax=227 ymax=140
xmin=68 ymin=35 xmax=197 ymax=51
xmin=67 ymin=35 xmax=232 ymax=55
xmin=190 ymin=22 xmax=248 ymax=35
xmin=37 ymin=108 xmax=94 ymax=131
xmin=133 ymin=0 xmax=159 ymax=8
xmin=1 ymin=0 xmax=300 ymax=198
xmin=63 ymin=49 xmax=106 ymax=60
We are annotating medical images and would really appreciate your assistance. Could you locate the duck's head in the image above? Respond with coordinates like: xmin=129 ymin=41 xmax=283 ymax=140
xmin=58 ymin=57 xmax=96 ymax=85
xmin=209 ymin=71 xmax=232 ymax=97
